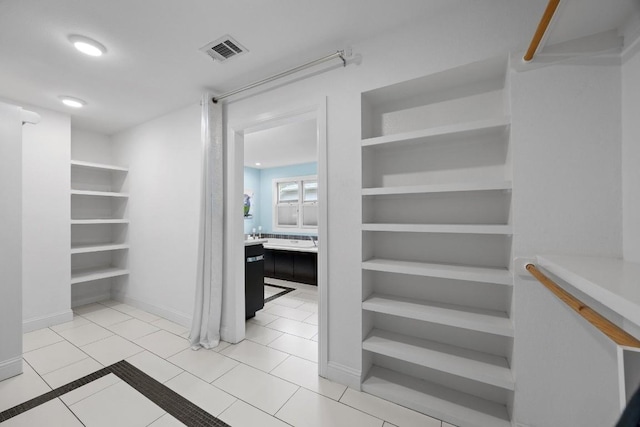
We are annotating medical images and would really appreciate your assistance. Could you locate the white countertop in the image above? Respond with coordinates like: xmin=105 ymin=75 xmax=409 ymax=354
xmin=244 ymin=238 xmax=267 ymax=246
xmin=537 ymin=254 xmax=640 ymax=328
xmin=263 ymin=238 xmax=318 ymax=253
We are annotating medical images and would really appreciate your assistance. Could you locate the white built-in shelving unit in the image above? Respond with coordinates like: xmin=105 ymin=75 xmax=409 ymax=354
xmin=70 ymin=157 xmax=129 ymax=301
xmin=360 ymin=56 xmax=514 ymax=427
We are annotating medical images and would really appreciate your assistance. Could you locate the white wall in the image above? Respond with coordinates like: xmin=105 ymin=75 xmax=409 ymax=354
xmin=226 ymin=0 xmax=541 ymax=386
xmin=22 ymin=104 xmax=72 ymax=331
xmin=622 ymin=46 xmax=640 ymax=263
xmin=0 ymin=102 xmax=23 ymax=380
xmin=111 ymin=104 xmax=201 ymax=326
xmin=511 ymin=63 xmax=623 ymax=427
xmin=71 ymin=128 xmax=113 ymax=164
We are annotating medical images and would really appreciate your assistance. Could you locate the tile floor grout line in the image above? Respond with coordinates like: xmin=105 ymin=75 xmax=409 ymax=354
xmin=58 ymin=396 xmax=88 ymax=427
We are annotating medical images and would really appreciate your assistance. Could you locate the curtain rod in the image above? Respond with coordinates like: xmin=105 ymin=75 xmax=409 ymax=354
xmin=523 ymin=0 xmax=561 ymax=62
xmin=212 ymin=50 xmax=347 ymax=103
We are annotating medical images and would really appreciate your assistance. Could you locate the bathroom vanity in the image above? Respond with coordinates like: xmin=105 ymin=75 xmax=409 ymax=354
xmin=244 ymin=239 xmax=267 ymax=318
xmin=263 ymin=238 xmax=318 ymax=285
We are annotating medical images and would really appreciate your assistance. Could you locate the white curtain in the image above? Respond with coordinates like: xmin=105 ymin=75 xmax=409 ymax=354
xmin=190 ymin=94 xmax=224 ymax=349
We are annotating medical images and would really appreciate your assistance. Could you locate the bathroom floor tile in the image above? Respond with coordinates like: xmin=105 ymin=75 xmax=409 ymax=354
xmin=50 ymin=316 xmax=92 ymax=333
xmin=245 ymin=322 xmax=284 ymax=345
xmin=168 ymin=348 xmax=238 ymax=383
xmin=127 ymin=308 xmax=161 ymax=322
xmin=266 ymin=317 xmax=317 ymax=339
xmin=152 ymin=318 xmax=189 ymax=336
xmin=126 ymin=351 xmax=183 ymax=384
xmin=276 ymin=388 xmax=383 ymax=427
xmin=218 ymin=400 xmax=290 ymax=427
xmin=135 ymin=330 xmax=190 ymax=358
xmin=268 ymin=333 xmax=318 ymax=362
xmin=298 ymin=302 xmax=319 ymax=313
xmin=1 ymin=398 xmax=83 ymax=427
xmin=270 ymin=356 xmax=346 ymax=401
xmin=60 ymin=373 xmax=122 ymax=406
xmin=270 ymin=296 xmax=305 ymax=309
xmin=57 ymin=322 xmax=114 ymax=347
xmin=164 ymin=372 xmax=236 ymax=417
xmin=69 ymin=380 xmax=165 ymax=427
xmin=265 ymin=304 xmax=315 ymax=322
xmin=148 ymin=413 xmax=186 ymax=426
xmin=0 ymin=362 xmax=51 ymax=412
xmin=103 ymin=302 xmax=138 ymax=314
xmin=81 ymin=335 xmax=144 ymax=366
xmin=248 ymin=311 xmax=279 ymax=326
xmin=22 ymin=328 xmax=63 ymax=352
xmin=108 ymin=318 xmax=159 ymax=340
xmin=23 ymin=340 xmax=88 ymax=375
xmin=73 ymin=303 xmax=107 ymax=315
xmin=340 ymin=387 xmax=441 ymax=427
xmin=220 ymin=339 xmax=288 ymax=372
xmin=81 ymin=307 xmax=132 ymax=327
xmin=213 ymin=364 xmax=298 ymax=415
xmin=42 ymin=357 xmax=104 ymax=389
xmin=304 ymin=312 xmax=319 ymax=326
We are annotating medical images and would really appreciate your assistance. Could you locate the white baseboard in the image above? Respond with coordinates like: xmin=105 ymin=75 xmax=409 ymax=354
xmin=0 ymin=356 xmax=23 ymax=382
xmin=326 ymin=361 xmax=361 ymax=390
xmin=71 ymin=292 xmax=111 ymax=309
xmin=23 ymin=309 xmax=74 ymax=333
xmin=111 ymin=291 xmax=192 ymax=328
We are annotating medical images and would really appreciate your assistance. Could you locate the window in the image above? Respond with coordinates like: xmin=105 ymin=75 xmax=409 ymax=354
xmin=273 ymin=175 xmax=318 ymax=231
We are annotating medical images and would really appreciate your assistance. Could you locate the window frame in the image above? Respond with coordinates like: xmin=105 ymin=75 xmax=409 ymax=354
xmin=272 ymin=174 xmax=318 ymax=232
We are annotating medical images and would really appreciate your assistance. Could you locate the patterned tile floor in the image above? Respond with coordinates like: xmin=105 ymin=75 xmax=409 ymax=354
xmin=0 ymin=280 xmax=454 ymax=427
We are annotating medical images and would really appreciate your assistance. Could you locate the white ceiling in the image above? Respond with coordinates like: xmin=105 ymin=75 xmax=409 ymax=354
xmin=0 ymin=0 xmax=455 ymax=135
xmin=244 ymin=118 xmax=317 ymax=169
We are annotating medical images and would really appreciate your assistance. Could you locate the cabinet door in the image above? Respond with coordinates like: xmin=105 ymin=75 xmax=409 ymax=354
xmin=274 ymin=251 xmax=294 ymax=281
xmin=293 ymin=252 xmax=317 ymax=285
xmin=264 ymin=249 xmax=275 ymax=278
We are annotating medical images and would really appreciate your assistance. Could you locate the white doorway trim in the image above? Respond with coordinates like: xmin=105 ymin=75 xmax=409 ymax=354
xmin=225 ymin=98 xmax=329 ymax=376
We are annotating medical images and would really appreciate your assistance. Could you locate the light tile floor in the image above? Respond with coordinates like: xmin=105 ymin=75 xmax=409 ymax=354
xmin=1 ymin=282 xmax=453 ymax=427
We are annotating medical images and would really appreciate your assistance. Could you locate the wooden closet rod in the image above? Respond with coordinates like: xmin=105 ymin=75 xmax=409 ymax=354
xmin=524 ymin=0 xmax=561 ymax=61
xmin=526 ymin=264 xmax=640 ymax=348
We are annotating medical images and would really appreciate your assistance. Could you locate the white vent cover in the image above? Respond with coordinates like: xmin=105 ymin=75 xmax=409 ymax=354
xmin=200 ymin=35 xmax=248 ymax=62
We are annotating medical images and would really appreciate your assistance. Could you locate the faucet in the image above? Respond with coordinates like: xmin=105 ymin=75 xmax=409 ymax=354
xmin=309 ymin=235 xmax=317 ymax=247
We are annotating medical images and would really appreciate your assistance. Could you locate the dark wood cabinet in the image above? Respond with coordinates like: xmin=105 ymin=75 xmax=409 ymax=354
xmin=245 ymin=244 xmax=265 ymax=319
xmin=264 ymin=249 xmax=317 ymax=285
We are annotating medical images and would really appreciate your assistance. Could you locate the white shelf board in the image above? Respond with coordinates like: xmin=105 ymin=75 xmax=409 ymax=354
xmin=362 ymin=366 xmax=511 ymax=427
xmin=362 ymin=258 xmax=512 ymax=285
xmin=362 ymin=116 xmax=510 ymax=148
xmin=71 ymin=219 xmax=130 ymax=225
xmin=362 ymin=223 xmax=512 ymax=235
xmin=71 ymin=160 xmax=128 ymax=172
xmin=537 ymin=255 xmax=640 ymax=328
xmin=363 ymin=294 xmax=513 ymax=337
xmin=363 ymin=329 xmax=514 ymax=390
xmin=71 ymin=243 xmax=129 ymax=254
xmin=70 ymin=190 xmax=129 ymax=198
xmin=71 ymin=266 xmax=129 ymax=284
xmin=362 ymin=181 xmax=512 ymax=196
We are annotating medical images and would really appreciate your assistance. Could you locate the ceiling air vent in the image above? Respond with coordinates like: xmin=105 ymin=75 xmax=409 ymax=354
xmin=200 ymin=35 xmax=248 ymax=62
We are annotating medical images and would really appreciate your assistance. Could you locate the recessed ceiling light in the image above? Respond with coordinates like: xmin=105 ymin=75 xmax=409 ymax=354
xmin=69 ymin=35 xmax=106 ymax=57
xmin=59 ymin=96 xmax=86 ymax=108
xmin=255 ymin=162 xmax=261 ymax=166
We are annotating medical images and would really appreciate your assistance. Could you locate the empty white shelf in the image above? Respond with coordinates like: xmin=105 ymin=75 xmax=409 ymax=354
xmin=361 ymin=116 xmax=510 ymax=148
xmin=363 ymin=294 xmax=513 ymax=337
xmin=363 ymin=329 xmax=514 ymax=390
xmin=71 ymin=160 xmax=128 ymax=172
xmin=71 ymin=219 xmax=130 ymax=225
xmin=71 ymin=243 xmax=129 ymax=254
xmin=71 ymin=190 xmax=129 ymax=198
xmin=362 ymin=258 xmax=512 ymax=285
xmin=362 ymin=223 xmax=512 ymax=235
xmin=71 ymin=266 xmax=129 ymax=284
xmin=362 ymin=181 xmax=512 ymax=196
xmin=362 ymin=366 xmax=511 ymax=427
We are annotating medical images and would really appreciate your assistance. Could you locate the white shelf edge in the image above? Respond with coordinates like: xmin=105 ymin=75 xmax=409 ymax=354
xmin=71 ymin=243 xmax=130 ymax=254
xmin=362 ymin=366 xmax=511 ymax=427
xmin=70 ymin=266 xmax=129 ymax=284
xmin=71 ymin=219 xmax=130 ymax=225
xmin=361 ymin=116 xmax=510 ymax=148
xmin=361 ymin=223 xmax=512 ymax=235
xmin=70 ymin=190 xmax=129 ymax=198
xmin=363 ymin=329 xmax=514 ymax=390
xmin=363 ymin=294 xmax=513 ymax=337
xmin=362 ymin=181 xmax=512 ymax=196
xmin=362 ymin=258 xmax=512 ymax=285
xmin=71 ymin=160 xmax=128 ymax=172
